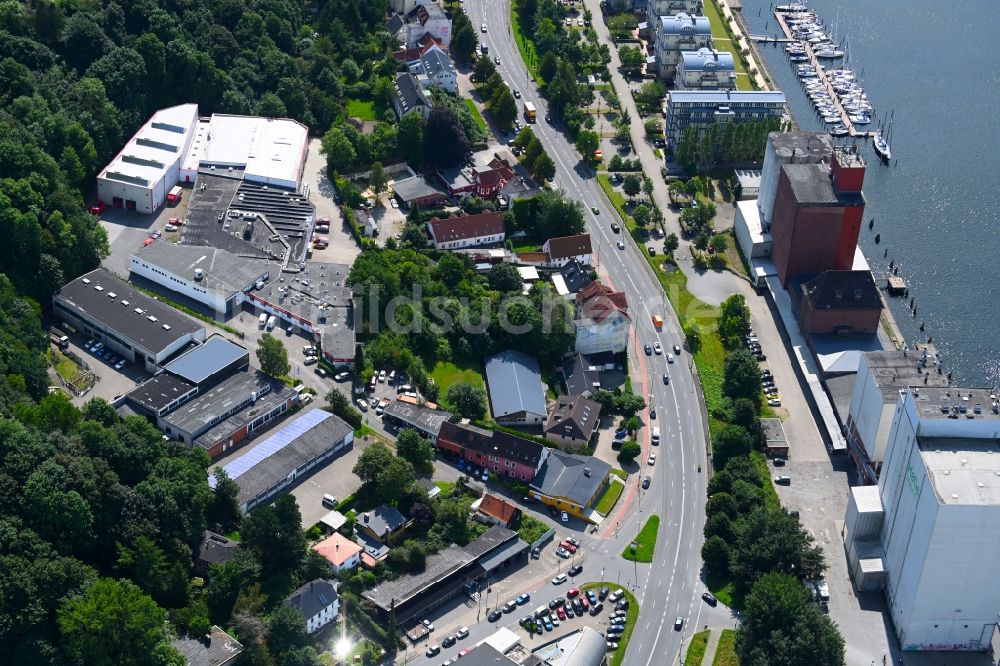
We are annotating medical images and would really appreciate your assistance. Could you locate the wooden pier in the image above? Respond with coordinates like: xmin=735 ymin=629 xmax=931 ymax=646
xmin=773 ymin=11 xmax=877 ymax=139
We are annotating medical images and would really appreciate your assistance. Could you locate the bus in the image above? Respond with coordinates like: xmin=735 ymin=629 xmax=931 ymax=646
xmin=652 ymin=314 xmax=664 ymax=330
xmin=166 ymin=186 xmax=183 ymax=205
xmin=523 ymin=101 xmax=536 ymax=122
xmin=258 ymin=313 xmax=268 ymax=329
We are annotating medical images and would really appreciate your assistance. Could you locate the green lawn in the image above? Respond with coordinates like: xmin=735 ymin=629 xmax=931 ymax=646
xmin=581 ymin=583 xmax=638 ymax=666
xmin=711 ymin=629 xmax=739 ymax=666
xmin=464 ymin=98 xmax=488 ymax=134
xmin=752 ymin=451 xmax=781 ymax=511
xmin=706 ymin=570 xmax=736 ymax=608
xmin=595 ymin=479 xmax=625 ymax=515
xmin=703 ymin=0 xmax=755 ymax=91
xmin=433 ymin=481 xmax=455 ymax=496
xmin=50 ymin=351 xmax=78 ymax=382
xmin=621 ymin=514 xmax=660 ymax=563
xmin=346 ymin=98 xmax=377 ymax=120
xmin=429 ymin=359 xmax=484 ymax=393
xmin=516 ymin=514 xmax=549 ymax=544
xmin=685 ymin=630 xmax=711 ymax=666
xmin=597 ymin=173 xmax=636 ymax=233
xmin=611 ymin=467 xmax=628 ymax=480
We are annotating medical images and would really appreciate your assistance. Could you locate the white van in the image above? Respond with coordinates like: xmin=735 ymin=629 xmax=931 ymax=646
xmin=651 ymin=427 xmax=660 ymax=445
xmin=322 ymin=494 xmax=338 ymax=508
xmin=266 ymin=315 xmax=277 ymax=330
xmin=258 ymin=313 xmax=268 ymax=328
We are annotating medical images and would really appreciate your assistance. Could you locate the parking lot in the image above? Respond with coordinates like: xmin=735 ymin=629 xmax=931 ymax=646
xmin=60 ymin=334 xmax=150 ymax=406
xmin=303 ymin=138 xmax=363 ymax=265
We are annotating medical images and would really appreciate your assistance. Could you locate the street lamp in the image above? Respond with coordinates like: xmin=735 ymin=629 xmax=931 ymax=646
xmin=630 ymin=542 xmax=638 ymax=588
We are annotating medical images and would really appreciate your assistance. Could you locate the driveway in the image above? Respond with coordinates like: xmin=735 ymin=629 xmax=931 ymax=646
xmin=61 ymin=333 xmax=150 ymax=406
xmin=303 ymin=138 xmax=362 ymax=265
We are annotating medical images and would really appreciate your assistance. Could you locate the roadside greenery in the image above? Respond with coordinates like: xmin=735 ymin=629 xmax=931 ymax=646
xmin=621 ymin=514 xmax=660 ymax=562
xmin=712 ymin=629 xmax=740 ymax=666
xmin=595 ymin=480 xmax=625 ymax=515
xmin=685 ymin=629 xmax=711 ymax=666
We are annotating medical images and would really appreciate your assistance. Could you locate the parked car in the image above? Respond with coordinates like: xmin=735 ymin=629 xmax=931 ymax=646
xmin=334 ymin=371 xmax=350 ymax=382
xmin=774 ymin=475 xmax=791 ymax=485
xmin=426 ymin=644 xmax=440 ymax=657
xmin=702 ymin=591 xmax=718 ymax=606
xmin=555 ymin=547 xmax=570 ymax=559
xmin=586 ymin=590 xmax=598 ymax=605
xmin=599 ymin=586 xmax=610 ymax=600
xmin=556 ymin=606 xmax=567 ymax=621
xmin=315 ymin=367 xmax=328 ymax=378
xmin=560 ymin=540 xmax=577 ymax=554
xmin=589 ymin=602 xmax=604 ymax=616
xmin=561 ymin=511 xmax=569 ymax=523
xmin=773 ymin=457 xmax=786 ymax=467
xmin=456 ymin=627 xmax=469 ymax=640
xmin=647 ymin=453 xmax=656 ymax=466
xmin=488 ymin=609 xmax=502 ymax=622
xmin=441 ymin=635 xmax=456 ymax=648
xmin=421 ymin=619 xmax=435 ymax=632
xmin=568 ymin=564 xmax=583 ymax=577
xmin=517 ymin=593 xmax=531 ymax=605
xmin=642 ymin=476 xmax=651 ymax=489
xmin=768 ymin=398 xmax=782 ymax=407
xmin=304 ymin=356 xmax=318 ymax=365
xmin=552 ymin=574 xmax=567 ymax=585
xmin=355 ymin=398 xmax=369 ymax=411
xmin=566 ymin=587 xmax=580 ymax=599
xmin=89 ymin=201 xmax=106 ymax=215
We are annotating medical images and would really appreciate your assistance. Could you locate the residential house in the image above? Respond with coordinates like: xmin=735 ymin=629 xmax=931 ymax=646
xmin=793 ymin=270 xmax=883 ymax=337
xmin=675 ymin=47 xmax=736 ymax=90
xmin=473 ymin=155 xmax=516 ymax=199
xmin=575 ymin=281 xmax=630 ymax=355
xmin=436 ymin=421 xmax=546 ymax=482
xmin=312 ymin=532 xmax=363 ymax=573
xmin=356 ymin=504 xmax=411 ymax=546
xmin=484 ymin=350 xmax=547 ymax=425
xmin=393 ymin=34 xmax=447 ymax=66
xmin=284 ymin=579 xmax=339 ymax=635
xmin=540 ymin=234 xmax=593 ymax=268
xmin=415 ymin=47 xmax=457 ymax=93
xmin=473 ymin=493 xmax=522 ymax=527
xmin=194 ymin=530 xmax=240 ymax=576
xmin=427 ymin=211 xmax=506 ymax=249
xmin=387 ymin=2 xmax=453 ymax=48
xmin=544 ymin=395 xmax=602 ymax=449
xmin=552 ymin=259 xmax=593 ymax=297
xmin=170 ymin=625 xmax=243 ymax=666
xmin=437 ymin=166 xmax=476 ymax=197
xmin=529 ymin=451 xmax=612 ymax=522
xmin=650 ymin=0 xmax=704 ymax=14
xmin=391 ymin=73 xmax=433 ymax=120
xmin=382 ymin=398 xmax=452 ymax=442
xmin=393 ymin=175 xmax=449 ymax=209
xmin=561 ymin=352 xmax=619 ymax=397
xmin=654 ymin=13 xmax=711 ymax=80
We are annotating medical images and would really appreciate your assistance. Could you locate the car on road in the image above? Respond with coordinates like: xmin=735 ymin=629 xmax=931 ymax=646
xmin=644 ymin=344 xmax=652 ymax=356
xmin=568 ymin=564 xmax=583 ymax=577
xmin=494 ymin=56 xmax=500 ymax=64
xmin=774 ymin=475 xmax=791 ymax=485
xmin=555 ymin=547 xmax=570 ymax=559
xmin=667 ymin=353 xmax=674 ymax=363
xmin=674 ymin=616 xmax=684 ymax=630
xmin=488 ymin=609 xmax=502 ymax=622
xmin=702 ymin=591 xmax=718 ymax=605
xmin=513 ymin=89 xmax=521 ymax=98
xmin=673 ymin=344 xmax=681 ymax=355
xmin=441 ymin=635 xmax=456 ymax=648
xmin=649 ymin=406 xmax=656 ymax=419
xmin=610 ymin=222 xmax=620 ymax=233
xmin=552 ymin=574 xmax=567 ymax=585
xmin=647 ymin=453 xmax=656 ymax=466
xmin=616 ymin=240 xmax=625 ymax=250
xmin=653 ymin=342 xmax=662 ymax=355
xmin=561 ymin=511 xmax=569 ymax=523
xmin=426 ymin=644 xmax=440 ymax=657
xmin=662 ymin=372 xmax=669 ymax=384
xmin=591 ymin=206 xmax=600 ymax=214
xmin=768 ymin=398 xmax=782 ymax=407
xmin=517 ymin=593 xmax=531 ymax=605
xmin=481 ymin=22 xmax=487 ymax=32
xmin=642 ymin=476 xmax=651 ymax=489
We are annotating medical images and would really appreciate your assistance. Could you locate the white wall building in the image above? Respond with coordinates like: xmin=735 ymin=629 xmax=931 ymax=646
xmin=284 ymin=579 xmax=339 ymax=634
xmin=97 ymin=104 xmax=199 ymax=214
xmin=675 ymin=48 xmax=736 ymax=90
xmin=413 ymin=47 xmax=457 ymax=93
xmin=574 ymin=282 xmax=630 ymax=356
xmin=650 ymin=0 xmax=704 ymax=15
xmin=654 ymin=14 xmax=711 ymax=79
xmin=844 ymin=387 xmax=1000 ymax=653
xmin=734 ymin=199 xmax=772 ymax=261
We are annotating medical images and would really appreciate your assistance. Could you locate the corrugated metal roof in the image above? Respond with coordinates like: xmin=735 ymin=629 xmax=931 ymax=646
xmin=485 ymin=350 xmax=546 ymax=418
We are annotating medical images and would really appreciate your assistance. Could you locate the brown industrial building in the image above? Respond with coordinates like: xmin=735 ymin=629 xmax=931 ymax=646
xmin=793 ymin=270 xmax=882 ymax=336
xmin=770 ymin=148 xmax=867 ymax=287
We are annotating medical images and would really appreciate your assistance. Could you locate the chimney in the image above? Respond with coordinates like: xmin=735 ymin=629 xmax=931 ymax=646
xmin=363 ymin=512 xmax=370 ymax=523
xmin=584 ymin=467 xmax=591 ymax=477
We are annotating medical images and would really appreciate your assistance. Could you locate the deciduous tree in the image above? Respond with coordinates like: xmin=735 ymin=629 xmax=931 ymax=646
xmin=445 ymin=382 xmax=487 ymax=420
xmin=396 ymin=428 xmax=433 ymax=469
xmin=256 ymin=333 xmax=290 ymax=378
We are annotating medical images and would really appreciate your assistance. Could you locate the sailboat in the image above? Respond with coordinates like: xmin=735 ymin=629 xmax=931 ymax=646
xmin=874 ymin=110 xmax=893 ymax=162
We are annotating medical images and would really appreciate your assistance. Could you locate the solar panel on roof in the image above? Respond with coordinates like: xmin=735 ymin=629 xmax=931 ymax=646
xmin=209 ymin=409 xmax=332 ymax=487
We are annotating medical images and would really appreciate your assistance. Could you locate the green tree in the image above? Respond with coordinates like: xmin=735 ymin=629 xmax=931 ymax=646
xmin=718 ymin=294 xmax=750 ymax=349
xmin=423 ymin=107 xmax=471 ymax=171
xmin=445 ymin=382 xmax=487 ymax=419
xmin=490 ymin=86 xmax=518 ymax=130
xmin=642 ymin=175 xmax=654 ymax=202
xmin=370 ymin=161 xmax=387 ymax=199
xmin=58 ymin=578 xmax=179 ymax=666
xmin=268 ymin=604 xmax=310 ymax=656
xmin=617 ymin=439 xmax=641 ymax=463
xmin=514 ymin=127 xmax=536 ymax=151
xmin=321 ymin=126 xmax=357 ymax=173
xmin=722 ymin=349 xmax=762 ymax=403
xmin=714 ymin=424 xmax=753 ymax=469
xmin=397 ymin=113 xmax=424 ymax=169
xmin=396 ymin=428 xmax=433 ymax=469
xmin=488 ymin=263 xmax=523 ymax=292
xmin=379 ymin=457 xmax=417 ymax=505
xmin=643 ymin=117 xmax=663 ymax=138
xmin=575 ymin=129 xmax=599 ymax=160
xmin=116 ymin=536 xmax=178 ymax=606
xmin=353 ymin=443 xmax=395 ymax=485
xmin=622 ymin=174 xmax=641 ymax=199
xmin=664 ymin=232 xmax=679 ymax=255
xmin=539 ymin=50 xmax=558 ymax=83
xmin=473 ymin=55 xmax=497 ymax=83
xmin=256 ymin=333 xmax=290 ymax=378
xmin=209 ymin=468 xmax=242 ymax=532
xmin=532 ymin=153 xmax=556 ymax=183
xmin=618 ymin=44 xmax=645 ymax=74
xmin=730 ymin=508 xmax=826 ymax=593
xmin=451 ymin=15 xmax=479 ymax=63
xmin=240 ymin=495 xmax=306 ymax=577
xmin=326 ymin=389 xmax=362 ymax=428
xmin=632 ymin=204 xmax=651 ymax=228
xmin=737 ymin=573 xmax=845 ymax=666
xmin=701 ymin=535 xmax=730 ymax=577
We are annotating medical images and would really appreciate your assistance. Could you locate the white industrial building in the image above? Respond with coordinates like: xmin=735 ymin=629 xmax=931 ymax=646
xmin=734 ymin=199 xmax=771 ymax=262
xmin=97 ymin=105 xmax=309 ymax=214
xmin=97 ymin=104 xmax=200 ymax=214
xmin=844 ymin=386 xmax=1000 ymax=653
xmin=844 ymin=350 xmax=948 ymax=482
xmin=130 ymin=240 xmax=273 ymax=320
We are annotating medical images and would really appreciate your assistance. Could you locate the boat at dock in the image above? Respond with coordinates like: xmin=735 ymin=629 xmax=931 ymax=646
xmin=874 ymin=110 xmax=894 ymax=162
xmin=815 ymin=48 xmax=844 ymax=59
xmin=776 ymin=2 xmax=809 ymax=12
xmin=830 ymin=125 xmax=850 ymax=136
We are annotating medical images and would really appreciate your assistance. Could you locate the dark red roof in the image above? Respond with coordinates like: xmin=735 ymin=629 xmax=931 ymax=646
xmin=428 ymin=211 xmax=505 ymax=243
xmin=577 ymin=280 xmax=629 ymax=323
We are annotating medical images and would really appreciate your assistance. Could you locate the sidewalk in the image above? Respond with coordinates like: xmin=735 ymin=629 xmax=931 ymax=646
xmin=700 ymin=628 xmax=721 ymax=666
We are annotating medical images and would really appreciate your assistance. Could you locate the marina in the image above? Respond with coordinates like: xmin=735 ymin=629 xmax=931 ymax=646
xmin=773 ymin=8 xmax=878 ymax=140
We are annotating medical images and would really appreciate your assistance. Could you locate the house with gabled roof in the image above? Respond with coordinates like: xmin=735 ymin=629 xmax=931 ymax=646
xmin=541 ymin=234 xmax=593 ymax=268
xmin=436 ymin=421 xmax=546 ymax=482
xmin=284 ymin=579 xmax=339 ymax=634
xmin=575 ymin=281 xmax=630 ymax=355
xmin=473 ymin=493 xmax=522 ymax=527
xmin=391 ymin=73 xmax=433 ymax=120
xmin=415 ymin=47 xmax=457 ymax=93
xmin=544 ymin=395 xmax=602 ymax=449
xmin=427 ymin=211 xmax=506 ymax=249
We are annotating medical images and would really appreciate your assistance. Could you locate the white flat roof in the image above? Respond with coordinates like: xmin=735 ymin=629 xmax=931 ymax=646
xmin=737 ymin=200 xmax=769 ymax=244
xmin=182 ymin=114 xmax=309 ymax=187
xmin=100 ymin=103 xmax=198 ymax=186
xmin=921 ymin=439 xmax=1000 ymax=506
xmin=517 ymin=266 xmax=540 ymax=281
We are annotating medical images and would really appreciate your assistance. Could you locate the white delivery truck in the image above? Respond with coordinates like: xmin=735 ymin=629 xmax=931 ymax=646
xmin=266 ymin=315 xmax=277 ymax=331
xmin=258 ymin=313 xmax=268 ymax=328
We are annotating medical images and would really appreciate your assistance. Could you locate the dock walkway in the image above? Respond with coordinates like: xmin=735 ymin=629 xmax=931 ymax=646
xmin=773 ymin=11 xmax=877 ymax=139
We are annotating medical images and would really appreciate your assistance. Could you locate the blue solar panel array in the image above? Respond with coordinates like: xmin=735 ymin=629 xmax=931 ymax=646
xmin=209 ymin=409 xmax=332 ymax=488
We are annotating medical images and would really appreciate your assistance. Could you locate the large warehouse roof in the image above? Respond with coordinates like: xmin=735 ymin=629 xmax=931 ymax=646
xmin=162 ymin=335 xmax=248 ymax=385
xmin=182 ymin=114 xmax=309 ymax=188
xmin=99 ymin=103 xmax=198 ymax=187
xmin=484 ymin=350 xmax=546 ymax=418
xmin=131 ymin=241 xmax=273 ymax=300
xmin=55 ymin=268 xmax=203 ymax=355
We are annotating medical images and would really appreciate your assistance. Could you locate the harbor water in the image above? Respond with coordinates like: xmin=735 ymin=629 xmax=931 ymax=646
xmin=741 ymin=0 xmax=1000 ymax=386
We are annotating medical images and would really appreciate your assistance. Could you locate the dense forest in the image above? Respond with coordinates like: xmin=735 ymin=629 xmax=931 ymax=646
xmin=0 ymin=1 xmax=398 ymax=663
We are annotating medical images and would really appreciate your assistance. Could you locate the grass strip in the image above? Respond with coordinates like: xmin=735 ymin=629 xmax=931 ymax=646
xmin=464 ymin=98 xmax=488 ymax=134
xmin=595 ymin=479 xmax=625 ymax=515
xmin=711 ymin=629 xmax=739 ymax=666
xmin=685 ymin=629 xmax=711 ymax=666
xmin=580 ymin=583 xmax=639 ymax=666
xmin=621 ymin=514 xmax=660 ymax=563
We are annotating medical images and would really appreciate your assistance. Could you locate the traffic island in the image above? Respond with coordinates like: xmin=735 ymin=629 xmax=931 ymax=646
xmin=621 ymin=514 xmax=660 ymax=563
xmin=580 ymin=582 xmax=639 ymax=666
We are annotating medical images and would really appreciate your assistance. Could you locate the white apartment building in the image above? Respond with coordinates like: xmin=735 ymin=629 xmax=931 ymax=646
xmin=654 ymin=13 xmax=711 ymax=79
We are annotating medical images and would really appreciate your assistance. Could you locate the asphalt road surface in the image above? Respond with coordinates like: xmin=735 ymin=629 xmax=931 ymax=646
xmin=465 ymin=2 xmax=720 ymax=662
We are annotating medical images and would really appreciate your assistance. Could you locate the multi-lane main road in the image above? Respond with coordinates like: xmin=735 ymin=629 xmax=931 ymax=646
xmin=462 ymin=1 xmax=721 ymax=662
